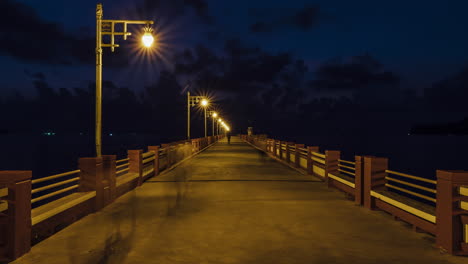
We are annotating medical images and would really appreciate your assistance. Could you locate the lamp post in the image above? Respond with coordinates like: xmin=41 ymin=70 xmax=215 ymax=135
xmin=208 ymin=111 xmax=217 ymax=136
xmin=201 ymin=99 xmax=209 ymax=137
xmin=187 ymin=92 xmax=208 ymax=139
xmin=95 ymin=3 xmax=154 ymax=157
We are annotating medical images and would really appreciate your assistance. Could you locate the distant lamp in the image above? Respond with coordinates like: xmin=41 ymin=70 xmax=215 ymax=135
xmin=213 ymin=112 xmax=218 ymax=118
xmin=142 ymin=26 xmax=154 ymax=48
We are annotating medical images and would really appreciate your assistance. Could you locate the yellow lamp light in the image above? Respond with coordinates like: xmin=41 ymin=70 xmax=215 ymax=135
xmin=213 ymin=112 xmax=218 ymax=118
xmin=201 ymin=99 xmax=209 ymax=107
xmin=142 ymin=26 xmax=154 ymax=48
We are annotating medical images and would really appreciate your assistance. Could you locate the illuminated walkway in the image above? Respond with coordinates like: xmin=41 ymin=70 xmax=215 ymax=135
xmin=13 ymin=137 xmax=466 ymax=264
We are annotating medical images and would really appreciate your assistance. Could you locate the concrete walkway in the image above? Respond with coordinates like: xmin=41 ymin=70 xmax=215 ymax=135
xmin=13 ymin=137 xmax=467 ymax=264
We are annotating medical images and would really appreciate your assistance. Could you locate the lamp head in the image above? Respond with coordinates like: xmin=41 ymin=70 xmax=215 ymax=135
xmin=142 ymin=26 xmax=154 ymax=48
xmin=213 ymin=112 xmax=218 ymax=118
xmin=201 ymin=99 xmax=209 ymax=107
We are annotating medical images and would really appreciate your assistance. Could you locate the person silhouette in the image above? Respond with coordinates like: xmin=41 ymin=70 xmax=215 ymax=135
xmin=227 ymin=132 xmax=231 ymax=144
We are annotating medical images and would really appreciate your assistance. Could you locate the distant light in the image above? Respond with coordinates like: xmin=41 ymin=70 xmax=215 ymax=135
xmin=109 ymin=133 xmax=113 ymax=136
xmin=213 ymin=112 xmax=218 ymax=118
xmin=201 ymin=99 xmax=208 ymax=107
xmin=218 ymin=118 xmax=222 ymax=122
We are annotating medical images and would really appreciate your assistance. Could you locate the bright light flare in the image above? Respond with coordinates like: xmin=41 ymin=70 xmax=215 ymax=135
xmin=201 ymin=99 xmax=209 ymax=107
xmin=141 ymin=26 xmax=155 ymax=48
xmin=212 ymin=112 xmax=218 ymax=118
xmin=142 ymin=32 xmax=154 ymax=47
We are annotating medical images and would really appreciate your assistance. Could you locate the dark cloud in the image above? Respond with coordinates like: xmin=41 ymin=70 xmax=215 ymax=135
xmin=250 ymin=5 xmax=321 ymax=33
xmin=136 ymin=0 xmax=214 ymax=24
xmin=0 ymin=0 xmax=95 ymax=65
xmin=309 ymin=54 xmax=399 ymax=91
xmin=24 ymin=70 xmax=46 ymax=81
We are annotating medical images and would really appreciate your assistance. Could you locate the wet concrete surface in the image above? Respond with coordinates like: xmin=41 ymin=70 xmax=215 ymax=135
xmin=13 ymin=137 xmax=468 ymax=264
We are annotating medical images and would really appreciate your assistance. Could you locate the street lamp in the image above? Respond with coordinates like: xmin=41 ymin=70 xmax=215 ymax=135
xmin=208 ymin=111 xmax=217 ymax=136
xmin=200 ymin=99 xmax=209 ymax=137
xmin=217 ymin=118 xmax=222 ymax=136
xmin=95 ymin=3 xmax=154 ymax=157
xmin=187 ymin=93 xmax=208 ymax=139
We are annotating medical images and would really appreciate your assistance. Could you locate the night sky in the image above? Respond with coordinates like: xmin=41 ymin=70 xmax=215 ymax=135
xmin=2 ymin=0 xmax=468 ymax=95
xmin=1 ymin=0 xmax=468 ymax=179
xmin=1 ymin=0 xmax=468 ymax=138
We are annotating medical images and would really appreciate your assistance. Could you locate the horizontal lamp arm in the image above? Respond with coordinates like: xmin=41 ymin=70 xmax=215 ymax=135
xmin=102 ymin=19 xmax=154 ymax=25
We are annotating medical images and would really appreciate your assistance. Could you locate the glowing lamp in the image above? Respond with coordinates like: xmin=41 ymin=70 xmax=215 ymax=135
xmin=142 ymin=27 xmax=154 ymax=47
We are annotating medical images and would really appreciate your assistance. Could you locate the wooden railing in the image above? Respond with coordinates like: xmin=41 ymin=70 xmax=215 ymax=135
xmin=31 ymin=170 xmax=81 ymax=207
xmin=243 ymin=134 xmax=468 ymax=255
xmin=385 ymin=170 xmax=437 ymax=203
xmin=116 ymin=158 xmax=130 ymax=176
xmin=0 ymin=135 xmax=223 ymax=262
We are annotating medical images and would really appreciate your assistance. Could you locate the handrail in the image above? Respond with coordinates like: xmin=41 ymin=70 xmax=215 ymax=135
xmin=312 ymin=156 xmax=325 ymax=164
xmin=339 ymin=169 xmax=355 ymax=177
xmin=116 ymin=167 xmax=130 ymax=175
xmin=142 ymin=156 xmax=155 ymax=164
xmin=339 ymin=159 xmax=355 ymax=165
xmin=32 ymin=170 xmax=81 ymax=184
xmin=32 ymin=177 xmax=79 ymax=194
xmin=116 ymin=158 xmax=129 ymax=164
xmin=385 ymin=170 xmax=437 ymax=184
xmin=142 ymin=151 xmax=155 ymax=158
xmin=386 ymin=176 xmax=436 ymax=194
xmin=116 ymin=163 xmax=129 ymax=169
xmin=312 ymin=152 xmax=325 ymax=158
xmin=338 ymin=164 xmax=355 ymax=171
xmin=385 ymin=183 xmax=436 ymax=202
xmin=31 ymin=185 xmax=79 ymax=204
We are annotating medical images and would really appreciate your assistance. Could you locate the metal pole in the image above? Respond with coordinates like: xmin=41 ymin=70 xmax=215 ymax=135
xmin=212 ymin=116 xmax=214 ymax=136
xmin=204 ymin=107 xmax=207 ymax=137
xmin=187 ymin=91 xmax=190 ymax=140
xmin=95 ymin=3 xmax=103 ymax=157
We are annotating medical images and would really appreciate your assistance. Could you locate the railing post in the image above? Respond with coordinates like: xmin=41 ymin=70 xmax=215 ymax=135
xmin=101 ymin=155 xmax=116 ymax=205
xmin=354 ymin=156 xmax=365 ymax=205
xmin=306 ymin=146 xmax=319 ymax=175
xmin=148 ymin=146 xmax=160 ymax=177
xmin=272 ymin=140 xmax=277 ymax=156
xmin=285 ymin=142 xmax=290 ymax=163
xmin=295 ymin=144 xmax=304 ymax=168
xmin=436 ymin=170 xmax=468 ymax=255
xmin=79 ymin=157 xmax=104 ymax=211
xmin=0 ymin=171 xmax=32 ymax=261
xmin=279 ymin=141 xmax=284 ymax=160
xmin=128 ymin=150 xmax=143 ymax=186
xmin=363 ymin=156 xmax=388 ymax=210
xmin=325 ymin=150 xmax=341 ymax=184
